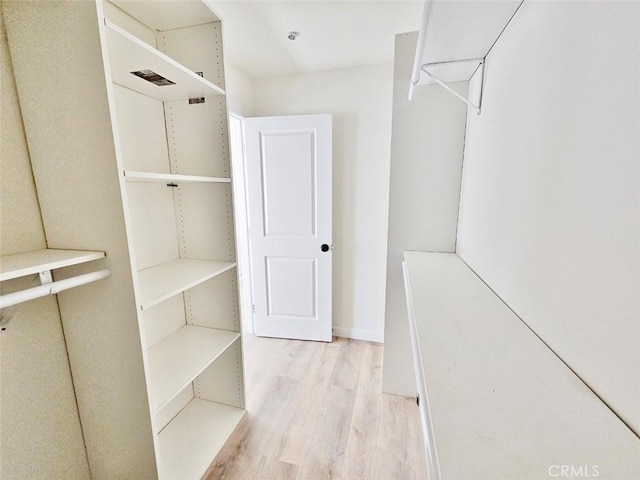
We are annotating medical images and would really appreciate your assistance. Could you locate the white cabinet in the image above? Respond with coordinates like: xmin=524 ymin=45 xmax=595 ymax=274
xmin=3 ymin=1 xmax=244 ymax=478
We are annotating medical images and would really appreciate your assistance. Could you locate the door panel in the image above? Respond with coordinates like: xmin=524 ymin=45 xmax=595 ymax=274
xmin=245 ymin=114 xmax=331 ymax=341
xmin=266 ymin=257 xmax=317 ymax=318
xmin=261 ymin=131 xmax=316 ymax=237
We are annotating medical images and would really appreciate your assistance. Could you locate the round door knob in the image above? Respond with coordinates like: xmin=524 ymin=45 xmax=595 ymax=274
xmin=321 ymin=244 xmax=330 ymax=252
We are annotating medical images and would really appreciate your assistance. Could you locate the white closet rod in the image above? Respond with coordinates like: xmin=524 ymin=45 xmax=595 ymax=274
xmin=0 ymin=269 xmax=111 ymax=309
xmin=408 ymin=0 xmax=435 ymax=101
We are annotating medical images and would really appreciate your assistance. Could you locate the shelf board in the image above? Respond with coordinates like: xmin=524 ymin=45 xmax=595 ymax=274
xmin=109 ymin=0 xmax=220 ymax=31
xmin=404 ymin=251 xmax=640 ymax=477
xmin=0 ymin=249 xmax=105 ymax=282
xmin=412 ymin=1 xmax=522 ymax=84
xmin=415 ymin=59 xmax=482 ymax=86
xmin=124 ymin=170 xmax=231 ymax=184
xmin=137 ymin=259 xmax=236 ymax=310
xmin=158 ymin=398 xmax=244 ymax=480
xmin=148 ymin=325 xmax=240 ymax=412
xmin=104 ymin=20 xmax=225 ymax=101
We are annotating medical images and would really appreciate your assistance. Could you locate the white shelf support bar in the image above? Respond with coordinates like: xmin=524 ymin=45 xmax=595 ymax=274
xmin=0 ymin=269 xmax=111 ymax=309
xmin=421 ymin=58 xmax=485 ymax=115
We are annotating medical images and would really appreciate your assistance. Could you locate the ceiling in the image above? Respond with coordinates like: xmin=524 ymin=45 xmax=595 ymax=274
xmin=205 ymin=0 xmax=425 ymax=78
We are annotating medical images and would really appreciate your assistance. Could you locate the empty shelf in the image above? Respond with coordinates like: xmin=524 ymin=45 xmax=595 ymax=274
xmin=0 ymin=249 xmax=105 ymax=282
xmin=158 ymin=398 xmax=244 ymax=480
xmin=403 ymin=251 xmax=640 ymax=478
xmin=137 ymin=259 xmax=236 ymax=310
xmin=104 ymin=20 xmax=225 ymax=101
xmin=124 ymin=170 xmax=231 ymax=184
xmin=408 ymin=0 xmax=522 ymax=101
xmin=148 ymin=325 xmax=240 ymax=412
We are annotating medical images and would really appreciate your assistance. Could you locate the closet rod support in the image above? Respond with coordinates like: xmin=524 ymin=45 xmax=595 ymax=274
xmin=0 ymin=269 xmax=111 ymax=310
xmin=39 ymin=270 xmax=53 ymax=285
xmin=422 ymin=57 xmax=484 ymax=67
xmin=421 ymin=59 xmax=485 ymax=115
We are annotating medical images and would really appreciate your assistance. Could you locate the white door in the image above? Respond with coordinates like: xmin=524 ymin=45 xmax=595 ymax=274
xmin=244 ymin=114 xmax=332 ymax=341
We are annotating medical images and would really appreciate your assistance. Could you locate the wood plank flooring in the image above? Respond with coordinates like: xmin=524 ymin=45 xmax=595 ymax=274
xmin=204 ymin=335 xmax=427 ymax=480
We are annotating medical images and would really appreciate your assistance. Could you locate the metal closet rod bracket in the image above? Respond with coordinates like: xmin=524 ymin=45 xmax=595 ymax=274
xmin=412 ymin=57 xmax=486 ymax=115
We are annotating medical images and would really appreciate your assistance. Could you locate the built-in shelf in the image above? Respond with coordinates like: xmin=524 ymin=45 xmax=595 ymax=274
xmin=158 ymin=398 xmax=244 ymax=480
xmin=403 ymin=251 xmax=640 ymax=478
xmin=148 ymin=325 xmax=240 ymax=412
xmin=124 ymin=170 xmax=231 ymax=184
xmin=408 ymin=0 xmax=522 ymax=105
xmin=137 ymin=259 xmax=236 ymax=310
xmin=0 ymin=249 xmax=105 ymax=282
xmin=104 ymin=20 xmax=225 ymax=101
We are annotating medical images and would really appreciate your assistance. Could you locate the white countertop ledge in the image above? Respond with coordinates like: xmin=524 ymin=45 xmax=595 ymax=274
xmin=403 ymin=251 xmax=640 ymax=480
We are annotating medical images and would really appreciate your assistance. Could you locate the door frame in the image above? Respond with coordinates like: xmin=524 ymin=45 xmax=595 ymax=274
xmin=228 ymin=111 xmax=254 ymax=334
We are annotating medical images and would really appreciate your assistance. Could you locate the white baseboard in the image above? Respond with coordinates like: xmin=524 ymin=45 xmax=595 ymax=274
xmin=332 ymin=327 xmax=384 ymax=344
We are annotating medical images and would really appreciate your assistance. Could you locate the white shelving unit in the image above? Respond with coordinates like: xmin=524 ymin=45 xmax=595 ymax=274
xmin=2 ymin=1 xmax=245 ymax=478
xmin=103 ymin=1 xmax=245 ymax=477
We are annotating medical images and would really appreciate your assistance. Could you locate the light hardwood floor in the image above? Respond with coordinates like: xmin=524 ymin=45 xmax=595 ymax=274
xmin=204 ymin=335 xmax=427 ymax=480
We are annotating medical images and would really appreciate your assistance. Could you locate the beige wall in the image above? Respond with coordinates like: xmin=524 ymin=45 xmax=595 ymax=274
xmin=225 ymin=60 xmax=255 ymax=117
xmin=0 ymin=5 xmax=90 ymax=477
xmin=457 ymin=1 xmax=640 ymax=434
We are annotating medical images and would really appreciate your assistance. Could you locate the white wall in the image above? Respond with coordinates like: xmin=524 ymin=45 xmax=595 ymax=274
xmin=0 ymin=8 xmax=90 ymax=477
xmin=382 ymin=32 xmax=469 ymax=396
xmin=457 ymin=1 xmax=640 ymax=434
xmin=253 ymin=63 xmax=394 ymax=342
